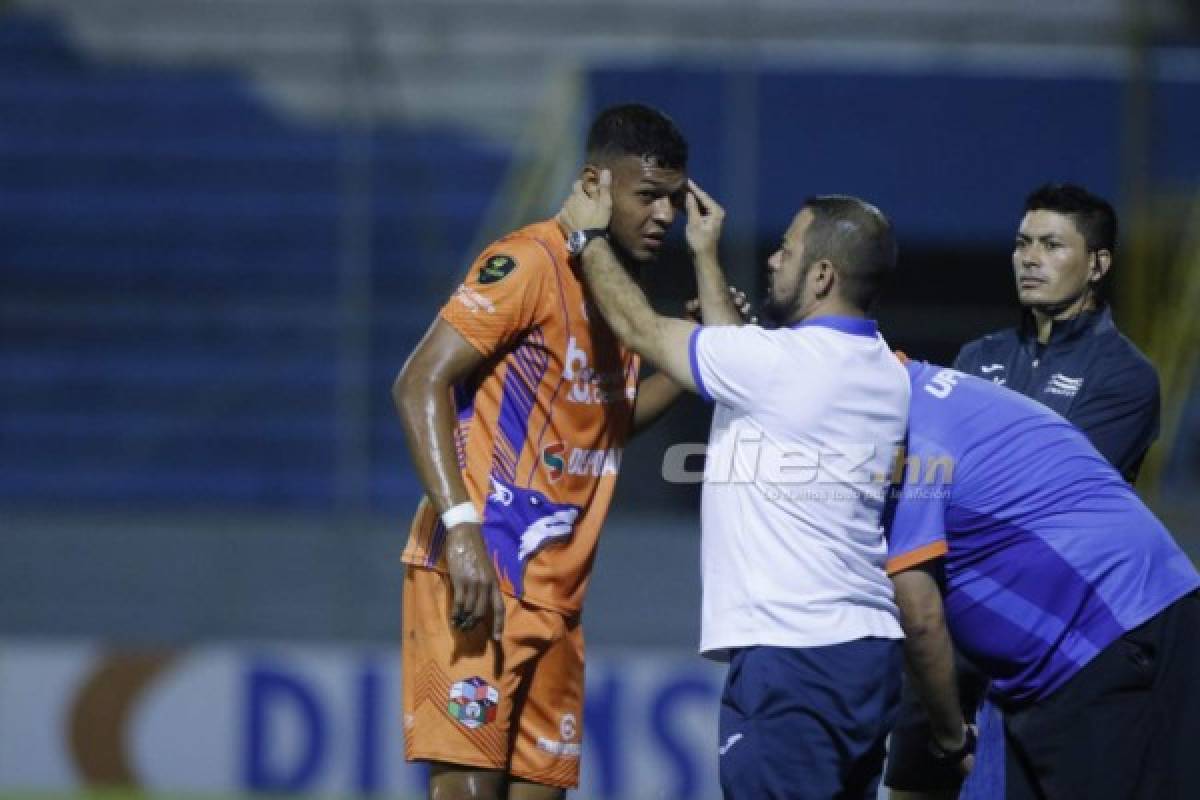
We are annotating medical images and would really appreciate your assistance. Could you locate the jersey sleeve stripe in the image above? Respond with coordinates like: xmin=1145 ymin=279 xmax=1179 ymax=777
xmin=689 ymin=327 xmax=713 ymax=403
xmin=886 ymin=540 xmax=949 ymax=574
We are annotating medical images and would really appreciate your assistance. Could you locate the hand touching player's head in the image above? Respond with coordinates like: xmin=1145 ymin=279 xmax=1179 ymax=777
xmin=581 ymin=104 xmax=688 ymax=264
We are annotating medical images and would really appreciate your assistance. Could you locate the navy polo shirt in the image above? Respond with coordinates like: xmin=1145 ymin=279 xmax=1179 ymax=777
xmin=952 ymin=307 xmax=1160 ymax=481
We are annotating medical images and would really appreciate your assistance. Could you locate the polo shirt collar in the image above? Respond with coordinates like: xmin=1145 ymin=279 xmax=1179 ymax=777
xmin=1018 ymin=305 xmax=1113 ymax=347
xmin=790 ymin=315 xmax=878 ymax=338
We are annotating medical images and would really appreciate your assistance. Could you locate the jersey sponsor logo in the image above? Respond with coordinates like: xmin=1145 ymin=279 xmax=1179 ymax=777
xmin=562 ymin=336 xmax=589 ymax=381
xmin=478 ymin=254 xmax=517 ymax=284
xmin=1045 ymin=373 xmax=1084 ymax=397
xmin=567 ymin=447 xmax=622 ymax=477
xmin=568 ymin=375 xmax=627 ymax=405
xmin=453 ymin=284 xmax=496 ymax=314
xmin=563 ymin=335 xmax=627 ymax=405
xmin=447 ymin=676 xmax=499 ymax=730
xmin=980 ymin=363 xmax=1005 ymax=374
xmin=541 ymin=442 xmax=566 ymax=482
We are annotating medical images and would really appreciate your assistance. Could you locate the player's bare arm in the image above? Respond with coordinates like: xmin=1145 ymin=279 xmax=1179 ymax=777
xmin=891 ymin=563 xmax=973 ymax=774
xmin=393 ymin=319 xmax=505 ymax=640
xmin=559 ymin=171 xmax=698 ymax=392
xmin=684 ymin=179 xmax=745 ymax=326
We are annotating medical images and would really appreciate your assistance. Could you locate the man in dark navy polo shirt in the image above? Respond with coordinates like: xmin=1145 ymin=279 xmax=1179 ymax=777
xmin=886 ymin=184 xmax=1162 ymax=799
xmin=953 ymin=184 xmax=1159 ymax=481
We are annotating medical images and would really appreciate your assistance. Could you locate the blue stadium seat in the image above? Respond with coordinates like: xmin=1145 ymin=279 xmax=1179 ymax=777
xmin=0 ymin=11 xmax=507 ymax=508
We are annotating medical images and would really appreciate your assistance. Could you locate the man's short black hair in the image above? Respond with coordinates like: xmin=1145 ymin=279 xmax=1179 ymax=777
xmin=801 ymin=195 xmax=898 ymax=312
xmin=585 ymin=104 xmax=688 ymax=170
xmin=1025 ymin=183 xmax=1117 ymax=253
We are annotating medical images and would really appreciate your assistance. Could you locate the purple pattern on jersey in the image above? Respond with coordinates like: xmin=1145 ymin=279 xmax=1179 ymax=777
xmin=492 ymin=329 xmax=549 ymax=483
xmin=483 ymin=475 xmax=580 ymax=597
xmin=454 ymin=382 xmax=475 ymax=422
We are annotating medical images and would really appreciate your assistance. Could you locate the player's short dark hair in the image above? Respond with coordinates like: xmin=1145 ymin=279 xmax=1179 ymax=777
xmin=1024 ymin=183 xmax=1117 ymax=253
xmin=800 ymin=195 xmax=897 ymax=312
xmin=585 ymin=104 xmax=688 ymax=170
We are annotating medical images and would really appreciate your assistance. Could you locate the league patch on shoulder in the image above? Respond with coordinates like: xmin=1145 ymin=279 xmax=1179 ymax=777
xmin=478 ymin=254 xmax=517 ymax=284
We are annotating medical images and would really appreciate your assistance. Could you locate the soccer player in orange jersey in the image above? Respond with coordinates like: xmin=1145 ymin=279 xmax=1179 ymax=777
xmin=392 ymin=104 xmax=694 ymax=799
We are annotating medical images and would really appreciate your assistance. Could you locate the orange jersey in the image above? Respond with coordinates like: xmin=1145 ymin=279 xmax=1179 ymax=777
xmin=401 ymin=219 xmax=640 ymax=614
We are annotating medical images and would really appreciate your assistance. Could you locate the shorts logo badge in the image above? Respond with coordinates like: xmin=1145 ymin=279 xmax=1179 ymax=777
xmin=560 ymin=712 xmax=577 ymax=742
xmin=447 ymin=676 xmax=499 ymax=730
xmin=478 ymin=254 xmax=517 ymax=284
xmin=537 ymin=715 xmax=583 ymax=759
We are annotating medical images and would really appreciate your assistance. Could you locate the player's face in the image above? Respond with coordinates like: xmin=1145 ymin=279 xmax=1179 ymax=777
xmin=1012 ymin=211 xmax=1096 ymax=310
xmin=765 ymin=210 xmax=813 ymax=322
xmin=604 ymin=155 xmax=686 ymax=264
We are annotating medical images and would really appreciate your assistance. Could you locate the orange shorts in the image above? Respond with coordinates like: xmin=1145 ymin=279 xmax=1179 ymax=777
xmin=401 ymin=565 xmax=585 ymax=789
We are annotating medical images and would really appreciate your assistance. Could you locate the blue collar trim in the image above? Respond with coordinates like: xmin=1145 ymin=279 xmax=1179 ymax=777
xmin=789 ymin=315 xmax=878 ymax=338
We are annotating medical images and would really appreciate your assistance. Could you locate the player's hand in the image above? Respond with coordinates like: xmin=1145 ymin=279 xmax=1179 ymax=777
xmin=930 ymin=722 xmax=977 ymax=778
xmin=685 ymin=285 xmax=757 ymax=324
xmin=684 ymin=179 xmax=725 ymax=257
xmin=444 ymin=523 xmax=505 ymax=641
xmin=558 ymin=169 xmax=613 ymax=233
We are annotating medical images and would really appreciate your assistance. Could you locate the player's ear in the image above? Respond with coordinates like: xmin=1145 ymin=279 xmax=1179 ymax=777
xmin=1090 ymin=249 xmax=1112 ymax=283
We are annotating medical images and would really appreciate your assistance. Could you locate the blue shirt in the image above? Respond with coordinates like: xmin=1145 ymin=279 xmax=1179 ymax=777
xmin=887 ymin=360 xmax=1198 ymax=705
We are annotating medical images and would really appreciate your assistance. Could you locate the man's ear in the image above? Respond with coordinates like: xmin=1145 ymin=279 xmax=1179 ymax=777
xmin=1090 ymin=249 xmax=1112 ymax=284
xmin=812 ymin=260 xmax=836 ymax=299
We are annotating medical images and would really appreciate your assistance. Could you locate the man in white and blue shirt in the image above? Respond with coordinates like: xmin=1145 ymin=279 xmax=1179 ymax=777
xmin=559 ymin=173 xmax=910 ymax=799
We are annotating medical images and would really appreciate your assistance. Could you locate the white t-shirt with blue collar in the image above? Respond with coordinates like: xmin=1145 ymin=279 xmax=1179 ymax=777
xmin=688 ymin=315 xmax=911 ymax=659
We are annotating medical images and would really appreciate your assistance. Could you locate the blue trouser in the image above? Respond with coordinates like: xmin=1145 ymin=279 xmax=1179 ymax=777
xmin=718 ymin=639 xmax=902 ymax=800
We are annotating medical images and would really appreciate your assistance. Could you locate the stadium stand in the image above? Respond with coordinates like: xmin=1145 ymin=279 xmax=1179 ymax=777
xmin=4 ymin=0 xmax=1199 ymax=513
xmin=0 ymin=11 xmax=509 ymax=507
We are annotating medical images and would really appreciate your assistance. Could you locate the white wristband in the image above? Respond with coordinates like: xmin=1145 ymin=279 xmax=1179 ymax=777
xmin=440 ymin=502 xmax=481 ymax=530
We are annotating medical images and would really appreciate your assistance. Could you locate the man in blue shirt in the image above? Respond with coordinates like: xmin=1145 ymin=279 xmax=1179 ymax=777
xmin=887 ymin=183 xmax=1161 ymax=799
xmin=887 ymin=359 xmax=1199 ymax=799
